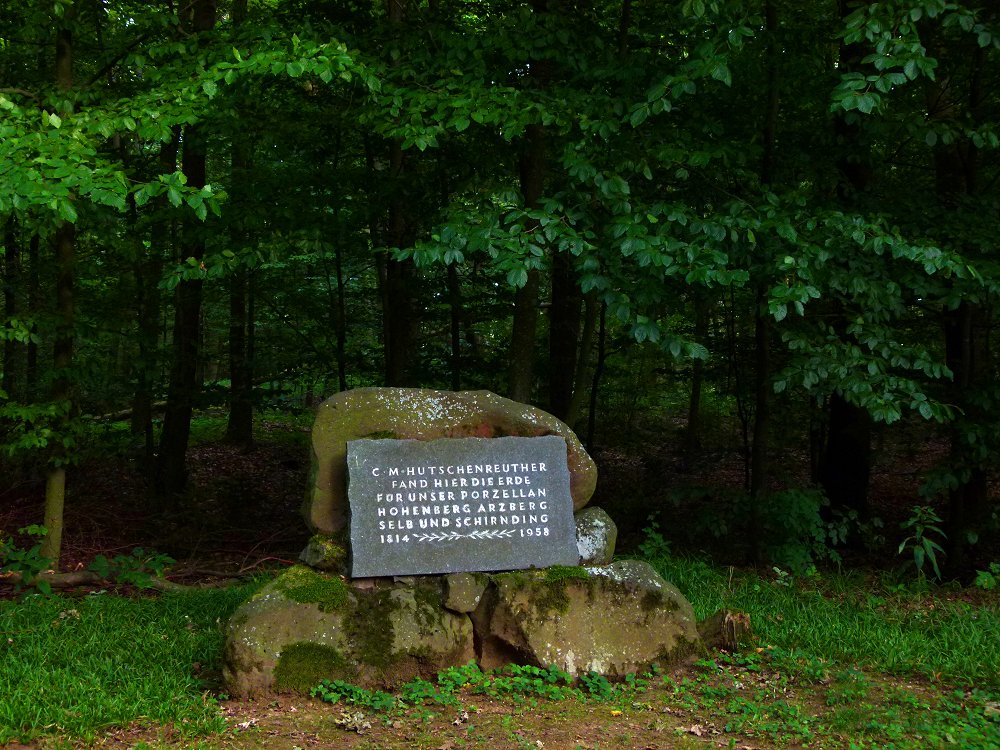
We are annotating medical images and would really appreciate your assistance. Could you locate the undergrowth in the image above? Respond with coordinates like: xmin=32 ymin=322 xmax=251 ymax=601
xmin=634 ymin=537 xmax=1000 ymax=688
xmin=2 ymin=546 xmax=998 ymax=747
xmin=0 ymin=581 xmax=260 ymax=744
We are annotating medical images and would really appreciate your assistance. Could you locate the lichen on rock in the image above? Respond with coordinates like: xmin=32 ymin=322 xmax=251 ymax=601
xmin=473 ymin=560 xmax=698 ymax=678
xmin=224 ymin=569 xmax=474 ymax=696
xmin=575 ymin=506 xmax=618 ymax=566
xmin=303 ymin=387 xmax=598 ymax=534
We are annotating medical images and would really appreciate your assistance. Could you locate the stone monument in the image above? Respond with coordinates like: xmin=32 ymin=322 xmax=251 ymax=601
xmin=347 ymin=435 xmax=579 ymax=577
xmin=223 ymin=388 xmax=701 ymax=696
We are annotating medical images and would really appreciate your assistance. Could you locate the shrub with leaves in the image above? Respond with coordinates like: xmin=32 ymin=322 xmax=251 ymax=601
xmin=898 ymin=506 xmax=947 ymax=581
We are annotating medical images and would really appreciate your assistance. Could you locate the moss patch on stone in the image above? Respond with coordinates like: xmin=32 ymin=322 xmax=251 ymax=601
xmin=496 ymin=568 xmax=596 ymax=619
xmin=641 ymin=589 xmax=667 ymax=611
xmin=544 ymin=565 xmax=591 ymax=583
xmin=363 ymin=430 xmax=399 ymax=439
xmin=274 ymin=642 xmax=354 ymax=692
xmin=300 ymin=534 xmax=348 ymax=572
xmin=274 ymin=566 xmax=349 ymax=612
xmin=346 ymin=590 xmax=401 ymax=668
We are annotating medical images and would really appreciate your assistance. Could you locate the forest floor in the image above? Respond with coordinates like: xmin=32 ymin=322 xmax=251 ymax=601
xmin=3 ymin=410 xmax=991 ymax=581
xmin=1 ymin=413 xmax=998 ymax=749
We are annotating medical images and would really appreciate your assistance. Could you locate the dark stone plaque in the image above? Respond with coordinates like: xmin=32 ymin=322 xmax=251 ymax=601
xmin=347 ymin=435 xmax=579 ymax=577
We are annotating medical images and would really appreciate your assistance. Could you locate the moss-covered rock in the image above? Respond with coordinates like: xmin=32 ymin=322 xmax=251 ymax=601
xmin=223 ymin=568 xmax=474 ymax=696
xmin=473 ymin=560 xmax=698 ymax=677
xmin=303 ymin=387 xmax=598 ymax=534
xmin=298 ymin=533 xmax=348 ymax=573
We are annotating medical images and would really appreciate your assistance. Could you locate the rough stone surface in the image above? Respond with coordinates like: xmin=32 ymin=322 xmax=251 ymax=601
xmin=575 ymin=507 xmax=618 ymax=566
xmin=443 ymin=572 xmax=489 ymax=613
xmin=223 ymin=566 xmax=474 ymax=696
xmin=474 ymin=561 xmax=699 ymax=678
xmin=303 ymin=388 xmax=598 ymax=534
xmin=298 ymin=534 xmax=348 ymax=573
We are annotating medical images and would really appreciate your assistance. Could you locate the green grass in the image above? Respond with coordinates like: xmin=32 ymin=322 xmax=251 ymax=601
xmin=0 ymin=583 xmax=259 ymax=743
xmin=2 ymin=553 xmax=998 ymax=747
xmin=642 ymin=552 xmax=1000 ymax=688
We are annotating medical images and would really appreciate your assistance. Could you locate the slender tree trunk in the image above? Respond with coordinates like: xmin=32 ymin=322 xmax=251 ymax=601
xmin=448 ymin=264 xmax=462 ymax=391
xmin=927 ymin=37 xmax=987 ymax=573
xmin=226 ymin=266 xmax=253 ymax=443
xmin=944 ymin=301 xmax=989 ymax=572
xmin=548 ymin=251 xmax=581 ymax=420
xmin=382 ymin=135 xmax=416 ymax=387
xmin=132 ymin=130 xmax=178 ymax=474
xmin=816 ymin=0 xmax=876 ymax=522
xmin=585 ymin=301 xmax=607 ymax=449
xmin=334 ymin=232 xmax=347 ymax=392
xmin=157 ymin=0 xmax=216 ymax=496
xmin=25 ymin=234 xmax=40 ymax=398
xmin=507 ymin=120 xmax=546 ymax=403
xmin=747 ymin=0 xmax=780 ymax=559
xmin=39 ymin=18 xmax=76 ymax=567
xmin=226 ymin=0 xmax=253 ymax=444
xmin=566 ymin=291 xmax=599 ymax=430
xmin=684 ymin=292 xmax=710 ymax=461
xmin=378 ymin=0 xmax=418 ymax=387
xmin=748 ymin=285 xmax=769 ymax=559
xmin=2 ymin=216 xmax=19 ymax=398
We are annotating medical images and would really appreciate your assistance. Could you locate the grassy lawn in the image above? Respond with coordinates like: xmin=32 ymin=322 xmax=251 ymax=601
xmin=1 ymin=559 xmax=997 ymax=749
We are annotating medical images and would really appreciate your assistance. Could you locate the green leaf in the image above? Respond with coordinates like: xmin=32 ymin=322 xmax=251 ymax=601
xmin=507 ymin=268 xmax=529 ymax=288
xmin=57 ymin=200 xmax=77 ymax=223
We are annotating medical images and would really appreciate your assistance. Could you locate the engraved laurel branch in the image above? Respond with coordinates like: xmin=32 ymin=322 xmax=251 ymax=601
xmin=412 ymin=529 xmax=517 ymax=542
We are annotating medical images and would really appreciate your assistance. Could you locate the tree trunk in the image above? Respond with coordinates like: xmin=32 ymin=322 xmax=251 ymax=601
xmin=132 ymin=130 xmax=178 ymax=474
xmin=684 ymin=291 xmax=710 ymax=461
xmin=226 ymin=0 xmax=253 ymax=444
xmin=40 ymin=19 xmax=76 ymax=567
xmin=818 ymin=0 xmax=876 ymax=520
xmin=2 ymin=216 xmax=19 ymax=398
xmin=334 ymin=232 xmax=347 ymax=393
xmin=226 ymin=266 xmax=253 ymax=444
xmin=157 ymin=0 xmax=216 ymax=496
xmin=378 ymin=0 xmax=418 ymax=388
xmin=25 ymin=234 xmax=39 ymax=398
xmin=566 ymin=290 xmax=599 ymax=430
xmin=944 ymin=301 xmax=989 ymax=573
xmin=548 ymin=250 xmax=581 ymax=420
xmin=929 ymin=38 xmax=987 ymax=574
xmin=748 ymin=285 xmax=769 ymax=560
xmin=507 ymin=120 xmax=546 ymax=403
xmin=41 ymin=221 xmax=74 ymax=566
xmin=819 ymin=395 xmax=872 ymax=517
xmin=585 ymin=301 xmax=607 ymax=449
xmin=448 ymin=264 xmax=462 ymax=391
xmin=747 ymin=0 xmax=779 ymax=559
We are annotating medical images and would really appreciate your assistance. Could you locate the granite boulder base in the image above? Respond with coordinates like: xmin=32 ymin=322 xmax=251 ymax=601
xmin=223 ymin=562 xmax=701 ymax=696
xmin=303 ymin=388 xmax=598 ymax=534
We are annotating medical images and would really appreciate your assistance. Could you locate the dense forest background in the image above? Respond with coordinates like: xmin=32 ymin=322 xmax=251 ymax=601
xmin=2 ymin=0 xmax=998 ymax=578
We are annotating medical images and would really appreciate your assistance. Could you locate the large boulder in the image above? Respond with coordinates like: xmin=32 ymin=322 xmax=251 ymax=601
xmin=223 ymin=566 xmax=474 ymax=696
xmin=472 ymin=560 xmax=699 ymax=677
xmin=223 ymin=562 xmax=703 ymax=696
xmin=304 ymin=388 xmax=598 ymax=534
